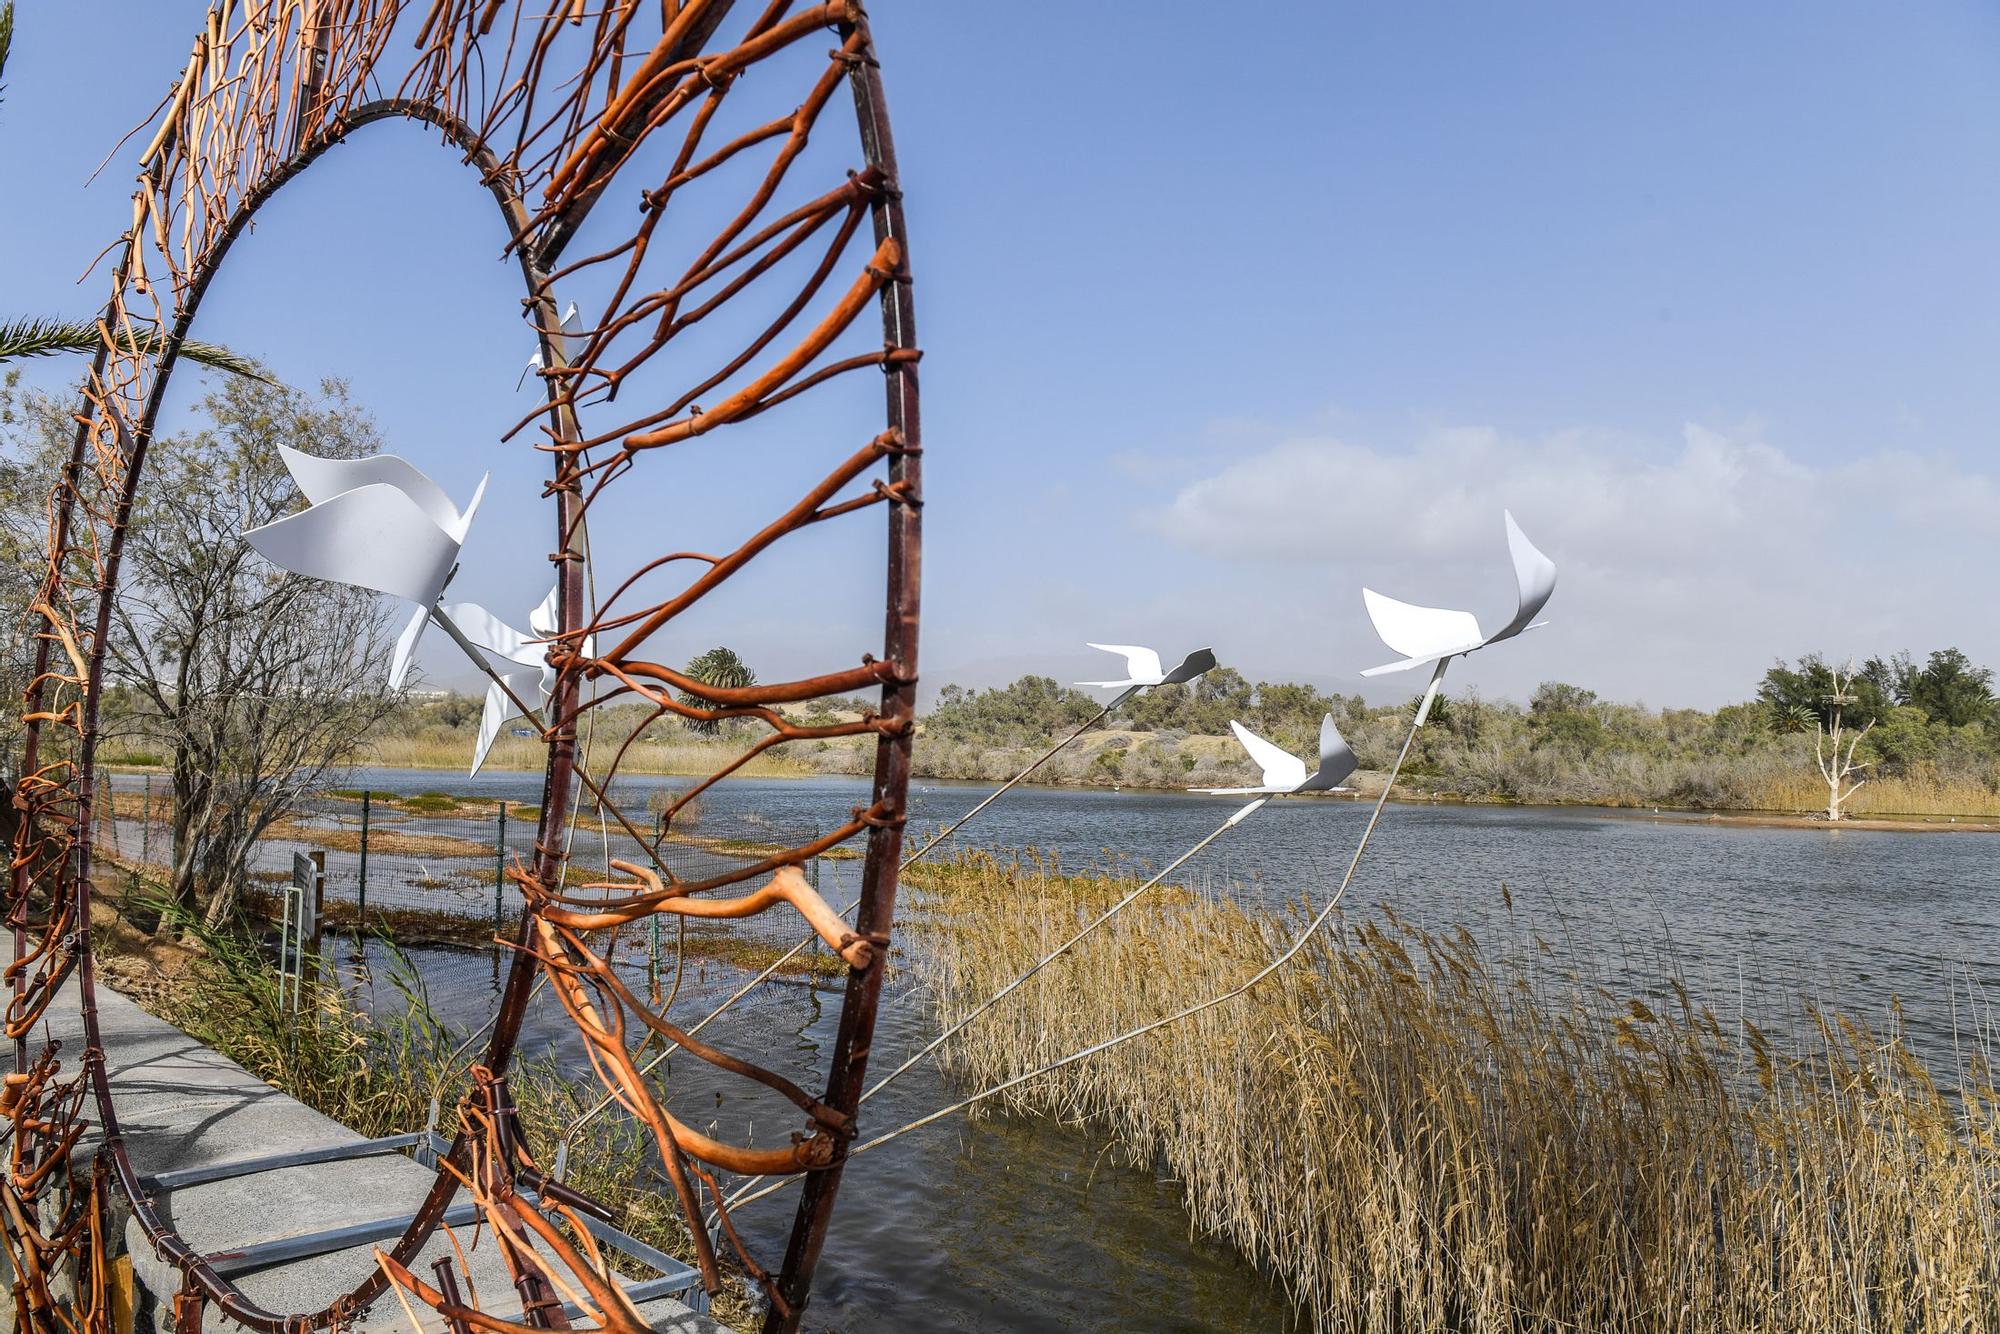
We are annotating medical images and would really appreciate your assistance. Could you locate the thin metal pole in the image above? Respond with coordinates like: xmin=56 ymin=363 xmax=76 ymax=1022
xmin=428 ymin=603 xmax=654 ymax=851
xmin=142 ymin=774 xmax=151 ymax=864
xmin=769 ymin=28 xmax=925 ymax=1311
xmin=860 ymin=796 xmax=1266 ymax=1105
xmin=897 ymin=687 xmax=1136 ymax=870
xmin=310 ymin=850 xmax=326 ymax=973
xmin=650 ymin=808 xmax=663 ymax=1000
xmin=494 ymin=800 xmax=508 ymax=960
xmin=557 ymin=685 xmax=1143 ymax=1145
xmin=849 ymin=667 xmax=1440 ymax=1158
xmin=726 ymin=659 xmax=1452 ymax=1218
xmin=280 ymin=879 xmax=299 ymax=1015
xmin=357 ymin=790 xmax=370 ymax=931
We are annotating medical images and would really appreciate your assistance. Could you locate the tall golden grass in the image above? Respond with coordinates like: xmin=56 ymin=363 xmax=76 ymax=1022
xmin=1753 ymin=770 xmax=2000 ymax=819
xmin=909 ymin=853 xmax=2000 ymax=1333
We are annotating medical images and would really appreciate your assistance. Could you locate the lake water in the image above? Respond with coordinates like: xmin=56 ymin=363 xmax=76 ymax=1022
xmin=333 ymin=765 xmax=1999 ymax=1331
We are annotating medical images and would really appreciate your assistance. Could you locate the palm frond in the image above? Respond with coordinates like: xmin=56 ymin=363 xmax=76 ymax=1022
xmin=0 ymin=317 xmax=275 ymax=384
xmin=0 ymin=3 xmax=14 ymax=104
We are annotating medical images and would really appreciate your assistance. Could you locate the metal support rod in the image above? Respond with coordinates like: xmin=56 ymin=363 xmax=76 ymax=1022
xmin=556 ymin=696 xmax=1144 ymax=1144
xmin=357 ymin=790 xmax=370 ymax=931
xmin=768 ymin=28 xmax=925 ymax=1321
xmin=727 ymin=667 xmax=1448 ymax=1219
xmin=278 ymin=882 xmax=294 ymax=1014
xmin=859 ymin=795 xmax=1267 ymax=1105
xmin=896 ymin=687 xmax=1137 ymax=870
xmin=310 ymin=850 xmax=326 ymax=970
xmin=143 ymin=1133 xmax=432 ymax=1193
xmin=495 ymin=800 xmax=509 ymax=956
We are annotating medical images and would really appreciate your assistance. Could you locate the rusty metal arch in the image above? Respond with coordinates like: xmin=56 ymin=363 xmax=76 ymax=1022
xmin=5 ymin=7 xmax=919 ymax=1332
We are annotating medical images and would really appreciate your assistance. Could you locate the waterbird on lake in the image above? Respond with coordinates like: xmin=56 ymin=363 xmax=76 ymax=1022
xmin=1076 ymin=642 xmax=1218 ymax=691
xmin=242 ymin=446 xmax=487 ymax=690
xmin=1193 ymin=714 xmax=1359 ymax=796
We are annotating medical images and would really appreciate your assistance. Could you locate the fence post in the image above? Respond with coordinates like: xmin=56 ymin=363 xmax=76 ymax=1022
xmin=648 ymin=809 xmax=663 ymax=1002
xmin=104 ymin=774 xmax=121 ymax=856
xmin=493 ymin=800 xmax=508 ymax=959
xmin=809 ymin=826 xmax=823 ymax=972
xmin=356 ymin=790 xmax=370 ymax=932
xmin=310 ymin=849 xmax=326 ymax=970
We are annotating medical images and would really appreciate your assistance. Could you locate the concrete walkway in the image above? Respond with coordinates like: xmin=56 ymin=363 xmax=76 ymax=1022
xmin=42 ymin=982 xmax=732 ymax=1332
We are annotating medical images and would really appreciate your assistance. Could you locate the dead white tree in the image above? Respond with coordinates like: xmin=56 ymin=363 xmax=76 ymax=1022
xmin=1814 ymin=662 xmax=1874 ymax=820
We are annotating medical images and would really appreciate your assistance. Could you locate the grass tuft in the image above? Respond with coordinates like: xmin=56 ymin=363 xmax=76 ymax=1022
xmin=912 ymin=852 xmax=2000 ymax=1333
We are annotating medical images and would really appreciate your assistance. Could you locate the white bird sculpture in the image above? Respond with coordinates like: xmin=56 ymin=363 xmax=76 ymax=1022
xmin=1361 ymin=510 xmax=1555 ymax=677
xmin=517 ymin=302 xmax=581 ymax=390
xmin=1077 ymin=643 xmax=1218 ymax=691
xmin=243 ymin=446 xmax=487 ymax=690
xmin=1193 ymin=714 xmax=1359 ymax=797
xmin=447 ymin=584 xmax=595 ymax=776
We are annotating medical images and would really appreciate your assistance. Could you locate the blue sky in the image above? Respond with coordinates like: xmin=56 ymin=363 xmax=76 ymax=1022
xmin=4 ymin=2 xmax=1998 ymax=708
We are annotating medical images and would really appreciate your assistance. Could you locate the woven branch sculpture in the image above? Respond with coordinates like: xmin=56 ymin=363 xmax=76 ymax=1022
xmin=5 ymin=4 xmax=919 ymax=1331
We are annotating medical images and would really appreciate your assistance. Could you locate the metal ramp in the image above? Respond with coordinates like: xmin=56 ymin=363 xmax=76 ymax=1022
xmin=46 ymin=981 xmax=728 ymax=1332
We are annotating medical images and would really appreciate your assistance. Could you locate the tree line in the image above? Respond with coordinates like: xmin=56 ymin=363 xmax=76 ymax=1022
xmin=7 ymin=361 xmax=1996 ymax=934
xmin=914 ymin=650 xmax=2000 ymax=808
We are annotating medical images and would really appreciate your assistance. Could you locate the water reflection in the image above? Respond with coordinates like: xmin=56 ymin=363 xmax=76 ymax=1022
xmin=340 ymin=766 xmax=2000 ymax=1330
xmin=381 ymin=945 xmax=1298 ymax=1333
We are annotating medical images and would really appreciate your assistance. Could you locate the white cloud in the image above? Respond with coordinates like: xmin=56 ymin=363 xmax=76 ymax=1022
xmin=1140 ymin=422 xmax=2000 ymax=707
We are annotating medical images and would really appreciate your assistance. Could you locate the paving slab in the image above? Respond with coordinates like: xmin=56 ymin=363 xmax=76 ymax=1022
xmin=38 ymin=981 xmax=732 ymax=1333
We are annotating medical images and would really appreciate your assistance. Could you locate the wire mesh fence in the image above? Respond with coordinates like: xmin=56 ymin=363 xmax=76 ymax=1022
xmin=90 ymin=772 xmax=844 ymax=985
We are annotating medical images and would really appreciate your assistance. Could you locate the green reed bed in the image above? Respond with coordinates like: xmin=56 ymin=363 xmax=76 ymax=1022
xmin=906 ymin=851 xmax=2000 ymax=1333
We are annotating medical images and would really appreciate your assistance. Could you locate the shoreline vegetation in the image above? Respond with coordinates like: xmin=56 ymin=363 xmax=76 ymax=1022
xmin=101 ymin=650 xmax=2000 ymax=823
xmin=905 ymin=851 xmax=2000 ymax=1332
xmin=84 ymin=861 xmax=762 ymax=1327
xmin=85 ymin=843 xmax=2000 ymax=1332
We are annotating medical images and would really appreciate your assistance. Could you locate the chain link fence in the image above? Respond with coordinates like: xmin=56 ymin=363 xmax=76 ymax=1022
xmin=91 ymin=772 xmax=848 ymax=988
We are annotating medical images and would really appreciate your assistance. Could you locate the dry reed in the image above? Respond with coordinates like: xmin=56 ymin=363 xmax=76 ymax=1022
xmin=909 ymin=852 xmax=2000 ymax=1333
xmin=1754 ymin=771 xmax=2000 ymax=819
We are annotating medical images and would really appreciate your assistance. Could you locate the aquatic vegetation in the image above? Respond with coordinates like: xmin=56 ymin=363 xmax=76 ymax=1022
xmin=912 ymin=852 xmax=2000 ymax=1333
xmin=139 ymin=907 xmax=756 ymax=1324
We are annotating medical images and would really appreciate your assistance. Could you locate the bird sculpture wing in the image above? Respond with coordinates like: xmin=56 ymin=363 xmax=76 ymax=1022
xmin=1230 ymin=720 xmax=1309 ymax=791
xmin=441 ymin=601 xmax=542 ymax=668
xmin=1161 ymin=647 xmax=1217 ymax=685
xmin=526 ymin=582 xmax=595 ymax=661
xmin=1084 ymin=642 xmax=1164 ymax=685
xmin=278 ymin=445 xmax=485 ymax=542
xmin=471 ymin=664 xmax=548 ymax=776
xmin=1299 ymin=714 xmax=1360 ymax=792
xmin=245 ymin=483 xmax=462 ymax=606
xmin=529 ymin=583 xmax=560 ymax=639
xmin=1482 ymin=510 xmax=1556 ymax=645
xmin=1359 ymin=588 xmax=1485 ymax=676
xmin=389 ymin=604 xmax=429 ymax=691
